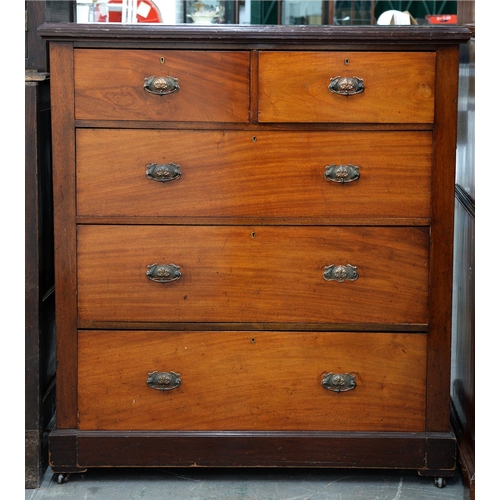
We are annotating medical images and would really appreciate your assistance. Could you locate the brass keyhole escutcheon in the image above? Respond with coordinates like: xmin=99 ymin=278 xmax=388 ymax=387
xmin=160 ymin=57 xmax=165 ymax=64
xmin=344 ymin=58 xmax=350 ymax=65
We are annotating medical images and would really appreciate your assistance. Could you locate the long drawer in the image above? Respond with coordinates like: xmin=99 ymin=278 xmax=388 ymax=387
xmin=76 ymin=129 xmax=432 ymax=219
xmin=77 ymin=225 xmax=429 ymax=325
xmin=258 ymin=51 xmax=436 ymax=123
xmin=74 ymin=49 xmax=250 ymax=122
xmin=78 ymin=330 xmax=427 ymax=432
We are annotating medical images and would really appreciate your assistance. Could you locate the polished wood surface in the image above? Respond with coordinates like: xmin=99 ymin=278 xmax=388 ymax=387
xmin=38 ymin=24 xmax=471 ymax=47
xmin=49 ymin=42 xmax=79 ymax=429
xmin=77 ymin=225 xmax=429 ymax=324
xmin=77 ymin=129 xmax=432 ymax=219
xmin=78 ymin=330 xmax=426 ymax=432
xmin=41 ymin=24 xmax=470 ymax=475
xmin=49 ymin=429 xmax=456 ymax=472
xmin=426 ymin=45 xmax=460 ymax=432
xmin=258 ymin=51 xmax=435 ymax=123
xmin=74 ymin=49 xmax=250 ymax=122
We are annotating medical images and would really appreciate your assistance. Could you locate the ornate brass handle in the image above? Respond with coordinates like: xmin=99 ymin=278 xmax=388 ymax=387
xmin=328 ymin=76 xmax=364 ymax=96
xmin=144 ymin=75 xmax=180 ymax=96
xmin=146 ymin=263 xmax=182 ymax=283
xmin=324 ymin=264 xmax=358 ymax=282
xmin=147 ymin=371 xmax=181 ymax=391
xmin=146 ymin=162 xmax=182 ymax=183
xmin=322 ymin=372 xmax=356 ymax=393
xmin=325 ymin=164 xmax=360 ymax=184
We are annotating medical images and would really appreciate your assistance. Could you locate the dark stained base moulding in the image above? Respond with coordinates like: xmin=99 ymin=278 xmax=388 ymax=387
xmin=49 ymin=429 xmax=456 ymax=477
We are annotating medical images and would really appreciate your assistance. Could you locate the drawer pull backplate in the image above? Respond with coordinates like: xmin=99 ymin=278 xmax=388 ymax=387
xmin=328 ymin=76 xmax=364 ymax=96
xmin=144 ymin=75 xmax=180 ymax=96
xmin=324 ymin=264 xmax=358 ymax=282
xmin=146 ymin=263 xmax=182 ymax=283
xmin=325 ymin=164 xmax=360 ymax=183
xmin=147 ymin=371 xmax=181 ymax=391
xmin=322 ymin=372 xmax=356 ymax=393
xmin=146 ymin=162 xmax=182 ymax=182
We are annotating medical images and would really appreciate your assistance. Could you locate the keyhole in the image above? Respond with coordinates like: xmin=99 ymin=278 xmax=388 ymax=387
xmin=251 ymin=232 xmax=256 ymax=238
xmin=160 ymin=57 xmax=165 ymax=64
xmin=344 ymin=58 xmax=350 ymax=65
xmin=252 ymin=136 xmax=257 ymax=143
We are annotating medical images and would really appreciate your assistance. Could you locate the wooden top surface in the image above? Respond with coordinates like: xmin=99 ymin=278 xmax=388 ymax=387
xmin=38 ymin=23 xmax=471 ymax=48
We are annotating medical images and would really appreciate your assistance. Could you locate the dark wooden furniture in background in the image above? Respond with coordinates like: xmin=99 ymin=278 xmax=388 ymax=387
xmin=39 ymin=23 xmax=470 ymax=485
xmin=25 ymin=0 xmax=75 ymax=489
xmin=452 ymin=2 xmax=475 ymax=499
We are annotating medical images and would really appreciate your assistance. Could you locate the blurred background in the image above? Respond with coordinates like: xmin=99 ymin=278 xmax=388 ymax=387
xmin=75 ymin=0 xmax=459 ymax=26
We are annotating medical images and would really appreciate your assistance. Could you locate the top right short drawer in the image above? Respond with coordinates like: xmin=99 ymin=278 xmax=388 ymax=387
xmin=258 ymin=52 xmax=436 ymax=123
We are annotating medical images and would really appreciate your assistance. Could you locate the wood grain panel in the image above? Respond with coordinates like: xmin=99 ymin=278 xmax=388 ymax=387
xmin=74 ymin=50 xmax=250 ymax=122
xmin=258 ymin=52 xmax=435 ymax=123
xmin=49 ymin=42 xmax=78 ymax=429
xmin=78 ymin=330 xmax=427 ymax=431
xmin=77 ymin=225 xmax=429 ymax=325
xmin=426 ymin=46 xmax=460 ymax=431
xmin=76 ymin=129 xmax=432 ymax=219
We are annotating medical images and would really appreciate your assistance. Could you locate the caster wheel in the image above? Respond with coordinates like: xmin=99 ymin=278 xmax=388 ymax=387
xmin=434 ymin=477 xmax=446 ymax=488
xmin=57 ymin=473 xmax=69 ymax=484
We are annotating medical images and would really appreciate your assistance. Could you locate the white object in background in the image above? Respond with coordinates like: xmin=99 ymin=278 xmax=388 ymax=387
xmin=76 ymin=1 xmax=94 ymax=22
xmin=137 ymin=1 xmax=152 ymax=19
xmin=122 ymin=0 xmax=138 ymax=23
xmin=377 ymin=10 xmax=411 ymax=25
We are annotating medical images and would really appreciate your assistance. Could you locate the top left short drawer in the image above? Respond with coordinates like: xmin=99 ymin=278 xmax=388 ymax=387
xmin=74 ymin=49 xmax=250 ymax=122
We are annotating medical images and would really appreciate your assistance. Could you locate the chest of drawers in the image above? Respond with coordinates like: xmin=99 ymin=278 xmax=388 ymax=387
xmin=39 ymin=23 xmax=470 ymax=482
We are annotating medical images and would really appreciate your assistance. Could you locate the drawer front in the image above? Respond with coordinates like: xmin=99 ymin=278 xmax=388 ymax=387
xmin=258 ymin=52 xmax=436 ymax=123
xmin=78 ymin=330 xmax=427 ymax=431
xmin=74 ymin=49 xmax=250 ymax=122
xmin=77 ymin=225 xmax=429 ymax=325
xmin=77 ymin=129 xmax=432 ymax=219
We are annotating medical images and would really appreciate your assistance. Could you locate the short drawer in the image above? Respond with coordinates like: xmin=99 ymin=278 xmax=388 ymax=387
xmin=77 ymin=225 xmax=429 ymax=325
xmin=76 ymin=129 xmax=432 ymax=219
xmin=74 ymin=49 xmax=250 ymax=122
xmin=258 ymin=51 xmax=436 ymax=123
xmin=78 ymin=330 xmax=427 ymax=432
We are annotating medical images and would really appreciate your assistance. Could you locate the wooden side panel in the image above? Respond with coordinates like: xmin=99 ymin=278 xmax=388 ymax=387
xmin=78 ymin=331 xmax=427 ymax=432
xmin=74 ymin=50 xmax=250 ymax=122
xmin=258 ymin=52 xmax=435 ymax=123
xmin=77 ymin=225 xmax=429 ymax=325
xmin=426 ymin=46 xmax=460 ymax=431
xmin=76 ymin=129 xmax=432 ymax=219
xmin=49 ymin=42 xmax=78 ymax=429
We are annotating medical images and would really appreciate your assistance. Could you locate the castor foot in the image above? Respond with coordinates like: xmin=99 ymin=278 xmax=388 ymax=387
xmin=434 ymin=477 xmax=446 ymax=488
xmin=56 ymin=473 xmax=69 ymax=484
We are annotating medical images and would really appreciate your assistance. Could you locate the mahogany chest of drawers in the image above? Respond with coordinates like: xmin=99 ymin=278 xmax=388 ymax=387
xmin=39 ymin=23 xmax=470 ymax=482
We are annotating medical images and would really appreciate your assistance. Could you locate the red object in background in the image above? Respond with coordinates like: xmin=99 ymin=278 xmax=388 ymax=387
xmin=425 ymin=14 xmax=457 ymax=24
xmin=95 ymin=0 xmax=162 ymax=23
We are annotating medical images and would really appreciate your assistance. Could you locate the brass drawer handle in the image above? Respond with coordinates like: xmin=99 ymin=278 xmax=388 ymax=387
xmin=146 ymin=162 xmax=182 ymax=183
xmin=324 ymin=264 xmax=358 ymax=282
xmin=322 ymin=372 xmax=356 ymax=393
xmin=328 ymin=76 xmax=364 ymax=96
xmin=144 ymin=75 xmax=180 ymax=96
xmin=146 ymin=263 xmax=182 ymax=283
xmin=147 ymin=371 xmax=181 ymax=391
xmin=325 ymin=164 xmax=360 ymax=183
